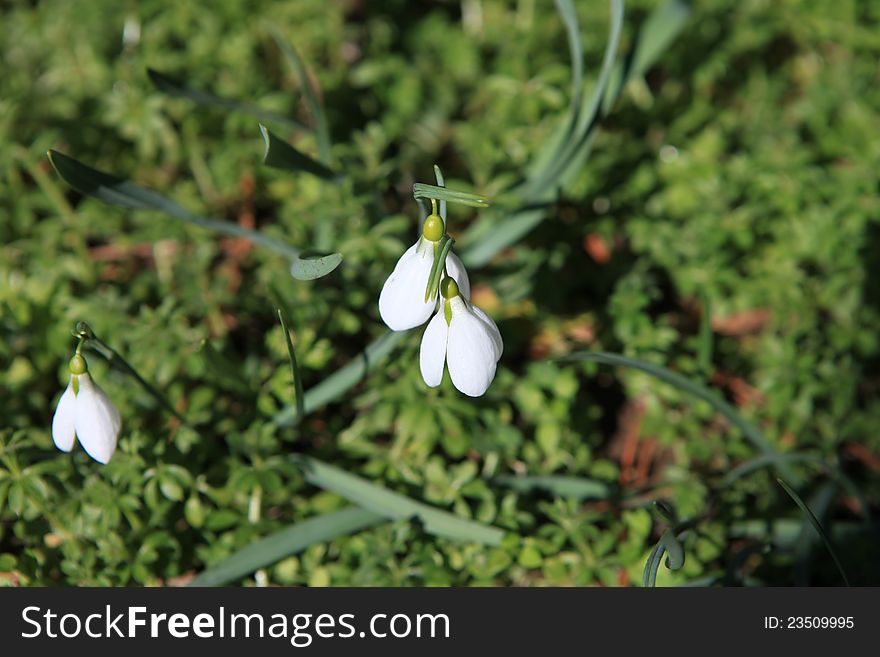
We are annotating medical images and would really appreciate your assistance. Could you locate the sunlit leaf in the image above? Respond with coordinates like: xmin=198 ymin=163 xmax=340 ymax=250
xmin=189 ymin=507 xmax=383 ymax=586
xmin=413 ymin=183 xmax=490 ymax=208
xmin=295 ymin=456 xmax=505 ymax=545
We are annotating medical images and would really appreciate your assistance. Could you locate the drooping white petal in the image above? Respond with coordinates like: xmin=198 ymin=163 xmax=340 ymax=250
xmin=51 ymin=378 xmax=77 ymax=452
xmin=471 ymin=305 xmax=503 ymax=361
xmin=73 ymin=374 xmax=121 ymax=464
xmin=419 ymin=312 xmax=450 ymax=387
xmin=445 ymin=251 xmax=471 ymax=300
xmin=378 ymin=240 xmax=436 ymax=331
xmin=446 ymin=298 xmax=498 ymax=397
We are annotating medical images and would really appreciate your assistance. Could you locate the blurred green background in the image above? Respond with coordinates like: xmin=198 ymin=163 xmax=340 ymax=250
xmin=1 ymin=0 xmax=879 ymax=586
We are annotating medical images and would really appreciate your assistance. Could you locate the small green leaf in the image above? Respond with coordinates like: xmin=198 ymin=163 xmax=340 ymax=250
xmin=495 ymin=475 xmax=610 ymax=500
xmin=289 ymin=251 xmax=343 ymax=280
xmin=189 ymin=508 xmax=384 ymax=586
xmin=259 ymin=123 xmax=338 ymax=180
xmin=147 ymin=68 xmax=305 ymax=131
xmin=295 ymin=456 xmax=505 ymax=545
xmin=413 ymin=183 xmax=490 ymax=208
xmin=277 ymin=308 xmax=305 ymax=422
xmin=777 ymin=478 xmax=850 ymax=586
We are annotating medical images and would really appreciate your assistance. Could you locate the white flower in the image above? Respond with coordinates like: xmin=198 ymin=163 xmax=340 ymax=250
xmin=419 ymin=289 xmax=503 ymax=397
xmin=378 ymin=236 xmax=470 ymax=331
xmin=52 ymin=370 xmax=121 ymax=464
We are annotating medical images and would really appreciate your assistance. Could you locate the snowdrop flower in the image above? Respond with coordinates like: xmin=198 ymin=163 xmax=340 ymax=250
xmin=52 ymin=352 xmax=121 ymax=464
xmin=379 ymin=212 xmax=470 ymax=331
xmin=420 ymin=278 xmax=503 ymax=397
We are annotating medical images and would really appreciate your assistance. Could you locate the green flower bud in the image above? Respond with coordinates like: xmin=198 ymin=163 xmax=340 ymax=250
xmin=422 ymin=213 xmax=445 ymax=242
xmin=440 ymin=277 xmax=459 ymax=299
xmin=69 ymin=354 xmax=87 ymax=376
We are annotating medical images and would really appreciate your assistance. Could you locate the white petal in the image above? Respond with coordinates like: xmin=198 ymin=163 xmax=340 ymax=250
xmin=51 ymin=379 xmax=77 ymax=452
xmin=419 ymin=312 xmax=449 ymax=387
xmin=445 ymin=251 xmax=471 ymax=300
xmin=470 ymin=305 xmax=503 ymax=361
xmin=73 ymin=374 xmax=121 ymax=464
xmin=446 ymin=298 xmax=498 ymax=397
xmin=378 ymin=240 xmax=436 ymax=331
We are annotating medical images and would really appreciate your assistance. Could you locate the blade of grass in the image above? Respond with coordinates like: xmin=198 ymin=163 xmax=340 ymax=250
xmin=270 ymin=30 xmax=332 ymax=164
xmin=259 ymin=123 xmax=338 ymax=180
xmin=147 ymin=68 xmax=306 ymax=131
xmin=777 ymin=478 xmax=850 ymax=586
xmin=562 ymin=350 xmax=799 ymax=483
xmin=294 ymin=456 xmax=504 ymax=545
xmin=273 ymin=330 xmax=406 ymax=427
xmin=413 ymin=183 xmax=490 ymax=208
xmin=189 ymin=507 xmax=384 ymax=586
xmin=277 ymin=309 xmax=305 ymax=423
xmin=48 ymin=150 xmax=341 ymax=280
xmin=554 ymin=0 xmax=584 ymax=138
xmin=494 ymin=475 xmax=610 ymax=500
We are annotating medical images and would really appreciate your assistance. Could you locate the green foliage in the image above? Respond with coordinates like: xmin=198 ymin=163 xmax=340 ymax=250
xmin=1 ymin=0 xmax=879 ymax=588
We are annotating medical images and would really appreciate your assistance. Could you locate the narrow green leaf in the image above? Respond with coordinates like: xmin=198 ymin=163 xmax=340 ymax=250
xmin=48 ymin=149 xmax=284 ymax=251
xmin=562 ymin=350 xmax=799 ymax=483
xmin=605 ymin=0 xmax=691 ymax=111
xmin=295 ymin=456 xmax=505 ymax=545
xmin=424 ymin=236 xmax=454 ymax=302
xmin=461 ymin=0 xmax=624 ymax=267
xmin=777 ymin=478 xmax=850 ymax=586
xmin=147 ymin=68 xmax=306 ymax=131
xmin=270 ymin=30 xmax=332 ymax=164
xmin=433 ymin=164 xmax=447 ymax=220
xmin=75 ymin=321 xmax=184 ymax=423
xmin=277 ymin=309 xmax=305 ymax=422
xmin=259 ymin=123 xmax=338 ymax=180
xmin=495 ymin=475 xmax=610 ymax=500
xmin=642 ymin=537 xmax=666 ymax=587
xmin=721 ymin=453 xmax=824 ymax=489
xmin=49 ymin=150 xmax=341 ymax=280
xmin=273 ymin=330 xmax=406 ymax=427
xmin=553 ymin=0 xmax=585 ymax=137
xmin=661 ymin=529 xmax=685 ymax=570
xmin=189 ymin=507 xmax=384 ymax=586
xmin=413 ymin=183 xmax=490 ymax=208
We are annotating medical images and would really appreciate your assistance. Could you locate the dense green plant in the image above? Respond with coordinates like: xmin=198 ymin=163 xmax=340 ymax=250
xmin=1 ymin=0 xmax=878 ymax=587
